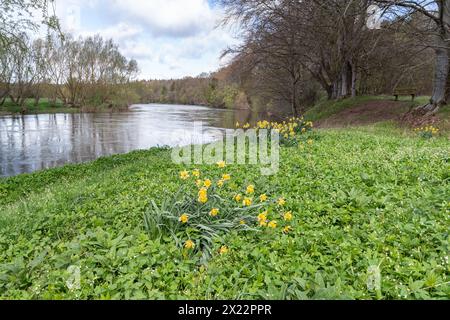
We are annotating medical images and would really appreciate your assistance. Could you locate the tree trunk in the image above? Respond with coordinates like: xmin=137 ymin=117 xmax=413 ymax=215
xmin=351 ymin=62 xmax=357 ymax=98
xmin=9 ymin=94 xmax=18 ymax=105
xmin=34 ymin=96 xmax=41 ymax=107
xmin=291 ymin=82 xmax=298 ymax=117
xmin=341 ymin=64 xmax=349 ymax=98
xmin=417 ymin=47 xmax=448 ymax=114
xmin=326 ymin=85 xmax=333 ymax=100
xmin=415 ymin=1 xmax=450 ymax=115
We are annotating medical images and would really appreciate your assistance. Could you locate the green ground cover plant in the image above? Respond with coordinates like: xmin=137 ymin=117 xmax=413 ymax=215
xmin=0 ymin=124 xmax=448 ymax=299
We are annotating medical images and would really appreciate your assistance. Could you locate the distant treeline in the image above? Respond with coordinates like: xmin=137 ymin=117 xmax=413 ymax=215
xmin=129 ymin=76 xmax=252 ymax=110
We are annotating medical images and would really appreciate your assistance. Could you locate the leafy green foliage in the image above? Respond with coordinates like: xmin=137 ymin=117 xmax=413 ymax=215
xmin=0 ymin=127 xmax=448 ymax=299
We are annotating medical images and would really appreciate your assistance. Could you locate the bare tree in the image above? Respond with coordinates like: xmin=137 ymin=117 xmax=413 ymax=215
xmin=377 ymin=0 xmax=450 ymax=114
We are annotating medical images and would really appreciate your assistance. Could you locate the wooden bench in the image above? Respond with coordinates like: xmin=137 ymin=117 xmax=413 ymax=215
xmin=393 ymin=88 xmax=417 ymax=101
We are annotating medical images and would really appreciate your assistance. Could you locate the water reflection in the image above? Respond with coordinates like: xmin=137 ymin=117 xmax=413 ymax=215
xmin=0 ymin=104 xmax=285 ymax=177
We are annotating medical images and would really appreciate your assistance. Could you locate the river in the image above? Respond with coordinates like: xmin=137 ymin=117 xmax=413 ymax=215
xmin=0 ymin=104 xmax=283 ymax=177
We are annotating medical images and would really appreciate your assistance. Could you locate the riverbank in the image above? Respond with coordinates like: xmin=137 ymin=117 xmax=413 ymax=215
xmin=0 ymin=98 xmax=75 ymax=116
xmin=0 ymin=124 xmax=448 ymax=299
xmin=0 ymin=98 xmax=130 ymax=116
xmin=305 ymin=96 xmax=450 ymax=133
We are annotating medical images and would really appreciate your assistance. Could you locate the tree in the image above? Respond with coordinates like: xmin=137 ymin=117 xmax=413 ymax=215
xmin=0 ymin=0 xmax=59 ymax=47
xmin=377 ymin=0 xmax=450 ymax=114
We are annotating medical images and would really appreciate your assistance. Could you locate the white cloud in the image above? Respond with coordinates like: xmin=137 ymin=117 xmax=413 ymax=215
xmin=110 ymin=0 xmax=216 ymax=38
xmin=48 ymin=0 xmax=239 ymax=79
xmin=79 ymin=23 xmax=142 ymax=41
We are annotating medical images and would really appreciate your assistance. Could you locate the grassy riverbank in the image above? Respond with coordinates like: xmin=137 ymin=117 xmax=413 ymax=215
xmin=0 ymin=123 xmax=448 ymax=299
xmin=0 ymin=98 xmax=76 ymax=115
xmin=0 ymin=98 xmax=130 ymax=115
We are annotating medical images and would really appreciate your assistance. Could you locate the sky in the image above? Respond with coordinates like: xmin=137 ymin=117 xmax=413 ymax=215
xmin=50 ymin=0 xmax=239 ymax=79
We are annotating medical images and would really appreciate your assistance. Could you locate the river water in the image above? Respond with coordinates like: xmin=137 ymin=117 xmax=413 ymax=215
xmin=0 ymin=104 xmax=282 ymax=177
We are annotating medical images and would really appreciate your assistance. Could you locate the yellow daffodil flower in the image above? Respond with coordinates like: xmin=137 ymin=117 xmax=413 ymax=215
xmin=257 ymin=212 xmax=268 ymax=226
xmin=179 ymin=214 xmax=189 ymax=224
xmin=192 ymin=169 xmax=200 ymax=178
xmin=204 ymin=179 xmax=212 ymax=188
xmin=259 ymin=194 xmax=268 ymax=202
xmin=283 ymin=226 xmax=292 ymax=234
xmin=217 ymin=161 xmax=226 ymax=168
xmin=198 ymin=188 xmax=208 ymax=204
xmin=209 ymin=208 xmax=219 ymax=217
xmin=268 ymin=221 xmax=277 ymax=229
xmin=219 ymin=246 xmax=229 ymax=255
xmin=243 ymin=197 xmax=253 ymax=207
xmin=180 ymin=170 xmax=190 ymax=180
xmin=284 ymin=211 xmax=293 ymax=221
xmin=246 ymin=185 xmax=255 ymax=195
xmin=184 ymin=240 xmax=195 ymax=249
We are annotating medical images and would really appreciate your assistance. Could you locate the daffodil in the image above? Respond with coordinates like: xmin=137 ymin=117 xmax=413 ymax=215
xmin=180 ymin=170 xmax=190 ymax=180
xmin=217 ymin=179 xmax=224 ymax=187
xmin=192 ymin=169 xmax=200 ymax=178
xmin=209 ymin=208 xmax=219 ymax=217
xmin=217 ymin=161 xmax=226 ymax=168
xmin=184 ymin=240 xmax=195 ymax=249
xmin=259 ymin=194 xmax=268 ymax=202
xmin=284 ymin=211 xmax=293 ymax=221
xmin=283 ymin=226 xmax=292 ymax=234
xmin=257 ymin=212 xmax=268 ymax=226
xmin=257 ymin=212 xmax=267 ymax=221
xmin=179 ymin=214 xmax=189 ymax=224
xmin=219 ymin=246 xmax=229 ymax=255
xmin=198 ymin=188 xmax=208 ymax=204
xmin=277 ymin=198 xmax=286 ymax=206
xmin=222 ymin=174 xmax=231 ymax=181
xmin=268 ymin=220 xmax=277 ymax=229
xmin=204 ymin=179 xmax=212 ymax=189
xmin=243 ymin=197 xmax=253 ymax=207
xmin=246 ymin=185 xmax=255 ymax=195
xmin=234 ymin=194 xmax=242 ymax=202
xmin=198 ymin=194 xmax=208 ymax=204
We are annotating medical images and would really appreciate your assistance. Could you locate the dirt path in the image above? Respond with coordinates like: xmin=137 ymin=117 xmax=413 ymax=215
xmin=317 ymin=100 xmax=412 ymax=128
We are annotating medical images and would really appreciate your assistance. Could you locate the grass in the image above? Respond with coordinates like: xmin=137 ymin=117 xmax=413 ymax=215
xmin=305 ymin=95 xmax=431 ymax=122
xmin=0 ymin=98 xmax=78 ymax=115
xmin=0 ymin=124 xmax=448 ymax=299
